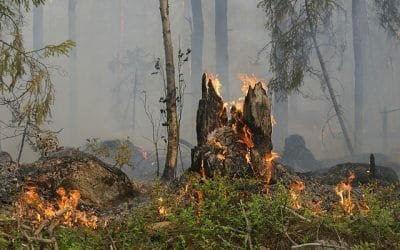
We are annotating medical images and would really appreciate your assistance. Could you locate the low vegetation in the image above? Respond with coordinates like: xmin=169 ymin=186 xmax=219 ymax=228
xmin=1 ymin=174 xmax=399 ymax=249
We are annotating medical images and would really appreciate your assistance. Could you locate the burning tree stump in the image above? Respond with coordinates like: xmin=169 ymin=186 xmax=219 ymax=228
xmin=190 ymin=73 xmax=274 ymax=178
xmin=17 ymin=149 xmax=138 ymax=208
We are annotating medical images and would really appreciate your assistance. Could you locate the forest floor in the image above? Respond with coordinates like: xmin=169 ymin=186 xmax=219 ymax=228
xmin=0 ymin=154 xmax=400 ymax=249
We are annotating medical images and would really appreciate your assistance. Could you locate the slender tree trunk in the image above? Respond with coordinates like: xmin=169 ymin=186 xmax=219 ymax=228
xmin=68 ymin=0 xmax=77 ymax=144
xmin=215 ymin=0 xmax=229 ymax=98
xmin=306 ymin=0 xmax=354 ymax=155
xmin=352 ymin=0 xmax=368 ymax=153
xmin=33 ymin=5 xmax=43 ymax=50
xmin=272 ymin=19 xmax=289 ymax=151
xmin=159 ymin=0 xmax=179 ymax=180
xmin=132 ymin=69 xmax=138 ymax=135
xmin=273 ymin=91 xmax=288 ymax=151
xmin=191 ymin=0 xmax=204 ymax=97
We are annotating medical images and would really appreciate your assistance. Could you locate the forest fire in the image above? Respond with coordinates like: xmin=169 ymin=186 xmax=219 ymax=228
xmin=264 ymin=152 xmax=280 ymax=193
xmin=15 ymin=185 xmax=99 ymax=229
xmin=289 ymin=180 xmax=305 ymax=209
xmin=335 ymin=171 xmax=356 ymax=214
xmin=206 ymin=73 xmax=222 ymax=96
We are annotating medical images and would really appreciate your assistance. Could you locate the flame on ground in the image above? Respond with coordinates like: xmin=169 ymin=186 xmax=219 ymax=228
xmin=289 ymin=180 xmax=305 ymax=209
xmin=16 ymin=186 xmax=99 ymax=229
xmin=140 ymin=149 xmax=148 ymax=160
xmin=335 ymin=171 xmax=356 ymax=214
xmin=264 ymin=152 xmax=280 ymax=193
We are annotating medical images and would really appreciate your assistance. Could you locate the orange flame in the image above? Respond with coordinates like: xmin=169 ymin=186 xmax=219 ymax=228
xmin=141 ymin=149 xmax=148 ymax=160
xmin=335 ymin=171 xmax=356 ymax=214
xmin=289 ymin=180 xmax=305 ymax=209
xmin=238 ymin=74 xmax=267 ymax=95
xmin=16 ymin=185 xmax=99 ymax=229
xmin=264 ymin=152 xmax=280 ymax=193
xmin=207 ymin=73 xmax=222 ymax=97
xmin=236 ymin=124 xmax=254 ymax=149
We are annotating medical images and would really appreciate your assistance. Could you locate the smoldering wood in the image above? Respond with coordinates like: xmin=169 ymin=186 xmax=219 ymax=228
xmin=191 ymin=74 xmax=272 ymax=178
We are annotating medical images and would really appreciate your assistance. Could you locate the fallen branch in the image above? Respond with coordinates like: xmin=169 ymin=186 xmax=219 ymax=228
xmin=281 ymin=206 xmax=311 ymax=222
xmin=0 ymin=230 xmax=12 ymax=238
xmin=291 ymin=242 xmax=346 ymax=249
xmin=34 ymin=207 xmax=69 ymax=236
xmin=240 ymin=200 xmax=254 ymax=250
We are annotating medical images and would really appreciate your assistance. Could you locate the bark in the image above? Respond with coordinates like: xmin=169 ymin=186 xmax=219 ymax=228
xmin=17 ymin=149 xmax=138 ymax=208
xmin=159 ymin=0 xmax=179 ymax=180
xmin=305 ymin=1 xmax=354 ymax=155
xmin=68 ymin=0 xmax=77 ymax=143
xmin=196 ymin=74 xmax=227 ymax=146
xmin=191 ymin=0 xmax=204 ymax=100
xmin=352 ymin=0 xmax=368 ymax=153
xmin=243 ymin=82 xmax=273 ymax=156
xmin=215 ymin=0 xmax=229 ymax=99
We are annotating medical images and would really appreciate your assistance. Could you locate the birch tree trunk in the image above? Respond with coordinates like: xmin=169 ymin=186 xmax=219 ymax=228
xmin=352 ymin=0 xmax=368 ymax=153
xmin=159 ymin=0 xmax=179 ymax=180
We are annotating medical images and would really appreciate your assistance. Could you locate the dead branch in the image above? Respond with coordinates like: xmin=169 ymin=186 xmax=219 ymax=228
xmin=281 ymin=206 xmax=311 ymax=222
xmin=291 ymin=242 xmax=346 ymax=249
xmin=34 ymin=207 xmax=69 ymax=236
xmin=240 ymin=200 xmax=253 ymax=250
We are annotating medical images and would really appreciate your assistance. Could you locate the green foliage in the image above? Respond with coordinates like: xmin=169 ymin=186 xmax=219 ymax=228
xmin=56 ymin=228 xmax=105 ymax=250
xmin=114 ymin=138 xmax=133 ymax=168
xmin=373 ymin=0 xmax=400 ymax=40
xmin=1 ymin=179 xmax=399 ymax=249
xmin=0 ymin=0 xmax=74 ymax=153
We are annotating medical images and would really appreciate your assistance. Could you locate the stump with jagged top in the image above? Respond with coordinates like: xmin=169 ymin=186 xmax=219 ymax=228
xmin=190 ymin=73 xmax=273 ymax=178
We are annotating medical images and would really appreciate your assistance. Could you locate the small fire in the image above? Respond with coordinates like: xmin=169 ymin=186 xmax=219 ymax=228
xmin=238 ymin=74 xmax=267 ymax=95
xmin=207 ymin=73 xmax=222 ymax=97
xmin=157 ymin=197 xmax=168 ymax=217
xmin=264 ymin=152 xmax=280 ymax=193
xmin=289 ymin=180 xmax=305 ymax=209
xmin=16 ymin=186 xmax=99 ymax=229
xmin=245 ymin=151 xmax=251 ymax=164
xmin=271 ymin=115 xmax=277 ymax=126
xmin=236 ymin=124 xmax=255 ymax=149
xmin=335 ymin=171 xmax=356 ymax=214
xmin=141 ymin=149 xmax=148 ymax=160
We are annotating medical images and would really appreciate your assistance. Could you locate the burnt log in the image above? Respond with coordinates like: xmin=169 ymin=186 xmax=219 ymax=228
xmin=17 ymin=149 xmax=138 ymax=208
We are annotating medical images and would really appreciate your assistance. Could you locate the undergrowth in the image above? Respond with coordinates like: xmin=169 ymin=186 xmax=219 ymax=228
xmin=1 ymin=174 xmax=399 ymax=249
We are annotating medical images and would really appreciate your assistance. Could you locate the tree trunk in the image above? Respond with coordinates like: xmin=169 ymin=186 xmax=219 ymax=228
xmin=305 ymin=0 xmax=354 ymax=155
xmin=33 ymin=5 xmax=43 ymax=50
xmin=215 ymin=0 xmax=229 ymax=98
xmin=159 ymin=0 xmax=179 ymax=180
xmin=191 ymin=0 xmax=204 ymax=101
xmin=273 ymin=90 xmax=288 ymax=152
xmin=68 ymin=0 xmax=77 ymax=145
xmin=352 ymin=0 xmax=368 ymax=153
